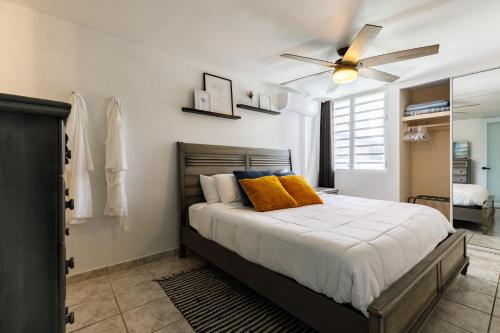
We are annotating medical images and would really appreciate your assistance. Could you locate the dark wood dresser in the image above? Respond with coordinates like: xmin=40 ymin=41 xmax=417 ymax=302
xmin=0 ymin=93 xmax=74 ymax=332
xmin=453 ymin=159 xmax=472 ymax=184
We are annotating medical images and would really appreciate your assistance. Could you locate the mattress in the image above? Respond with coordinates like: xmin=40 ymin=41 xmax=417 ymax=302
xmin=189 ymin=202 xmax=248 ymax=230
xmin=453 ymin=183 xmax=490 ymax=207
xmin=188 ymin=202 xmax=210 ymax=231
xmin=188 ymin=194 xmax=454 ymax=316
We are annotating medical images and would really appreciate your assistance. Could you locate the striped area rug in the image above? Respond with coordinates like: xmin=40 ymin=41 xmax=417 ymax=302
xmin=157 ymin=265 xmax=316 ymax=333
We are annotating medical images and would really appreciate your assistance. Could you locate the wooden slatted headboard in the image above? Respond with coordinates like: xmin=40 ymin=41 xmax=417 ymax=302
xmin=177 ymin=142 xmax=292 ymax=228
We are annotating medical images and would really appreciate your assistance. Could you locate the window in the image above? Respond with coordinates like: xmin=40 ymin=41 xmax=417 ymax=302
xmin=332 ymin=91 xmax=386 ymax=170
xmin=332 ymin=99 xmax=351 ymax=170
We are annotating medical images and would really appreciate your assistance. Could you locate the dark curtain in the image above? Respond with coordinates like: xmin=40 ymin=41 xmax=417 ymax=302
xmin=318 ymin=100 xmax=335 ymax=188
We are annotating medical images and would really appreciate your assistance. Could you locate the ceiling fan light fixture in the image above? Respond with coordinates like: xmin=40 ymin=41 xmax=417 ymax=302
xmin=333 ymin=66 xmax=358 ymax=83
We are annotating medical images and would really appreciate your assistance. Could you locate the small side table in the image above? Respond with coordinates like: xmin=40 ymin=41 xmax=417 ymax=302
xmin=315 ymin=187 xmax=339 ymax=195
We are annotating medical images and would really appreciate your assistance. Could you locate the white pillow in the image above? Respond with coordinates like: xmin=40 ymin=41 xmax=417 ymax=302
xmin=213 ymin=174 xmax=242 ymax=203
xmin=199 ymin=175 xmax=221 ymax=204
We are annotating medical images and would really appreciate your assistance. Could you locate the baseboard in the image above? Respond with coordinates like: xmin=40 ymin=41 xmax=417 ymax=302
xmin=66 ymin=248 xmax=179 ymax=285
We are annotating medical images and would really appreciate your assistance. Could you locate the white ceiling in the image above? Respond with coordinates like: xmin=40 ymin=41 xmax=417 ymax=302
xmin=8 ymin=0 xmax=500 ymax=99
xmin=453 ymin=67 xmax=500 ymax=120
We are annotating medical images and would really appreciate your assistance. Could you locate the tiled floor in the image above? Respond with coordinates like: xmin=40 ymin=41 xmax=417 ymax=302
xmin=66 ymin=255 xmax=204 ymax=333
xmin=423 ymin=212 xmax=500 ymax=333
xmin=67 ymin=213 xmax=500 ymax=333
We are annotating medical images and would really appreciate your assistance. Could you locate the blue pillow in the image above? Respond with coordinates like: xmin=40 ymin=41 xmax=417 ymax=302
xmin=233 ymin=170 xmax=273 ymax=206
xmin=274 ymin=170 xmax=295 ymax=176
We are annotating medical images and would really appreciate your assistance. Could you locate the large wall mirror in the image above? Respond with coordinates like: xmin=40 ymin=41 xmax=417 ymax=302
xmin=452 ymin=68 xmax=500 ymax=235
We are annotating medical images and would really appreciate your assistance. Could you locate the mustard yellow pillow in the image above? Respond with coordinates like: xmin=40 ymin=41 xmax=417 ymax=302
xmin=278 ymin=175 xmax=323 ymax=206
xmin=239 ymin=176 xmax=298 ymax=212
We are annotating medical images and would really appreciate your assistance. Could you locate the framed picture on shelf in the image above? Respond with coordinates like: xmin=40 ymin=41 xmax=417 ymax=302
xmin=259 ymin=95 xmax=271 ymax=110
xmin=203 ymin=73 xmax=234 ymax=115
xmin=194 ymin=89 xmax=211 ymax=111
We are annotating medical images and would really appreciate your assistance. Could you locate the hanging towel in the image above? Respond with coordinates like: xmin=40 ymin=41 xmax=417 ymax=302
xmin=65 ymin=92 xmax=94 ymax=224
xmin=104 ymin=97 xmax=129 ymax=230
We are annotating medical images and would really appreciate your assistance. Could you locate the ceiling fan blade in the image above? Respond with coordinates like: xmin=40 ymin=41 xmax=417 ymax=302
xmin=326 ymin=80 xmax=339 ymax=94
xmin=357 ymin=44 xmax=440 ymax=68
xmin=280 ymin=53 xmax=338 ymax=68
xmin=281 ymin=85 xmax=309 ymax=97
xmin=280 ymin=70 xmax=332 ymax=86
xmin=342 ymin=24 xmax=382 ymax=64
xmin=358 ymin=68 xmax=399 ymax=83
xmin=454 ymin=103 xmax=479 ymax=109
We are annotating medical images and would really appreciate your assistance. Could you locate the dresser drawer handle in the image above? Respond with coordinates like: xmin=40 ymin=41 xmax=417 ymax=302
xmin=67 ymin=257 xmax=75 ymax=269
xmin=65 ymin=228 xmax=70 ymax=236
xmin=65 ymin=199 xmax=74 ymax=210
xmin=65 ymin=311 xmax=75 ymax=324
xmin=65 ymin=257 xmax=75 ymax=274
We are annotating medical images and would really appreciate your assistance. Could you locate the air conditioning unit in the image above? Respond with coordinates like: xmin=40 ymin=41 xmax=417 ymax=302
xmin=276 ymin=93 xmax=319 ymax=117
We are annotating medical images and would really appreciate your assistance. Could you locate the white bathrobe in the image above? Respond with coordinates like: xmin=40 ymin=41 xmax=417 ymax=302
xmin=104 ymin=97 xmax=129 ymax=230
xmin=65 ymin=92 xmax=94 ymax=224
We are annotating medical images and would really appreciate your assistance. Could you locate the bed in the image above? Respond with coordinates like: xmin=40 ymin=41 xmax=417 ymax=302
xmin=453 ymin=183 xmax=495 ymax=235
xmin=177 ymin=142 xmax=469 ymax=333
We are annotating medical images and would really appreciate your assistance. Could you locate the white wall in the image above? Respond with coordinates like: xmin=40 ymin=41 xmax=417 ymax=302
xmin=453 ymin=119 xmax=483 ymax=185
xmin=0 ymin=1 xmax=309 ymax=274
xmin=300 ymin=113 xmax=320 ymax=186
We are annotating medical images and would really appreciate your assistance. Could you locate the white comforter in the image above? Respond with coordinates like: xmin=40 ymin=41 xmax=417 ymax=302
xmin=453 ymin=183 xmax=490 ymax=206
xmin=189 ymin=194 xmax=454 ymax=316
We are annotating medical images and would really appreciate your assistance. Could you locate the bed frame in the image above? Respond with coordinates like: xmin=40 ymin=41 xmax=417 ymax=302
xmin=454 ymin=196 xmax=495 ymax=235
xmin=177 ymin=142 xmax=469 ymax=333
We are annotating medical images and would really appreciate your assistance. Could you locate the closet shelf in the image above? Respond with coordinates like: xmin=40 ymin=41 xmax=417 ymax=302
xmin=182 ymin=107 xmax=241 ymax=120
xmin=401 ymin=111 xmax=450 ymax=122
xmin=236 ymin=104 xmax=281 ymax=115
xmin=407 ymin=122 xmax=449 ymax=129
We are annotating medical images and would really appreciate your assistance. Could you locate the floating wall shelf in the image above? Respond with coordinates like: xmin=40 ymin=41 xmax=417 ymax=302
xmin=182 ymin=107 xmax=241 ymax=120
xmin=236 ymin=104 xmax=281 ymax=115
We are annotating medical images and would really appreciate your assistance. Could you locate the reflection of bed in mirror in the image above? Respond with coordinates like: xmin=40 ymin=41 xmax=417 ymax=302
xmin=453 ymin=183 xmax=495 ymax=234
xmin=452 ymin=66 xmax=500 ymax=234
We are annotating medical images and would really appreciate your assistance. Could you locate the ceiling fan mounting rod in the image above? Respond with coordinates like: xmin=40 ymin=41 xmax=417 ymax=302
xmin=337 ymin=46 xmax=350 ymax=57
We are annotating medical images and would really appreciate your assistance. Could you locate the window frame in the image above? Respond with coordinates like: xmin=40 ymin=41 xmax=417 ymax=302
xmin=331 ymin=88 xmax=388 ymax=172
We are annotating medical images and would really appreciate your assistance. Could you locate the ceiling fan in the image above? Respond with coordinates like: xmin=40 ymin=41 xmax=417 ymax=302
xmin=280 ymin=24 xmax=440 ymax=93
